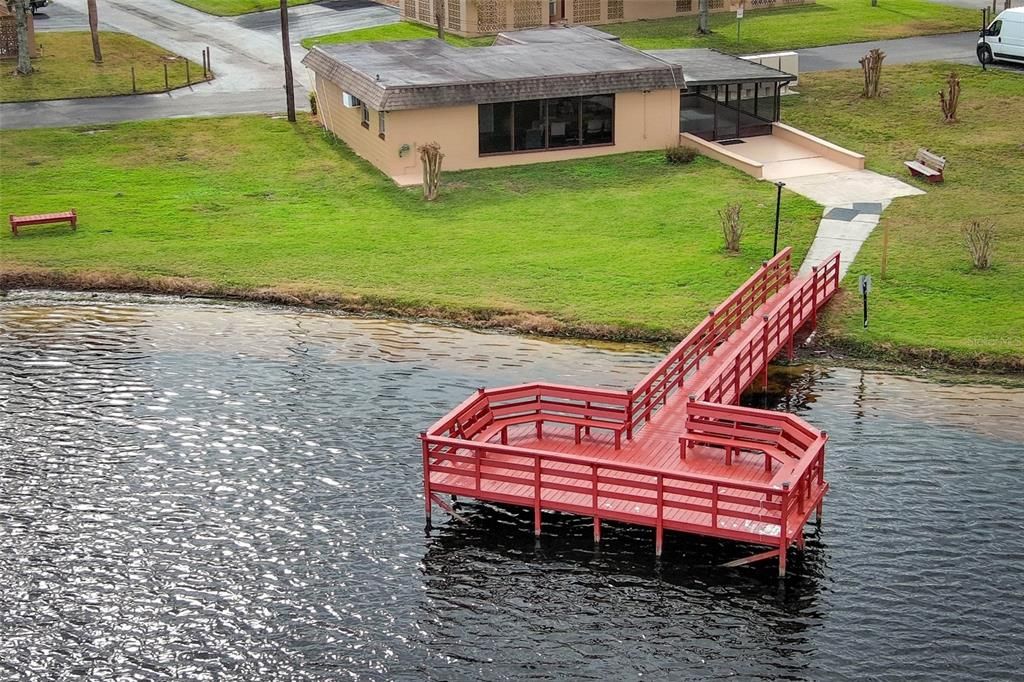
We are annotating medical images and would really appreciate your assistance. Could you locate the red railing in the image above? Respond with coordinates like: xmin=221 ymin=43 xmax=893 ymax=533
xmin=421 ymin=434 xmax=793 ymax=551
xmin=427 ymin=382 xmax=631 ymax=446
xmin=688 ymin=251 xmax=841 ymax=406
xmin=627 ymin=248 xmax=794 ymax=431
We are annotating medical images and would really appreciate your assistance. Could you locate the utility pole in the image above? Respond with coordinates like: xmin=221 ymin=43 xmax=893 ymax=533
xmin=280 ymin=0 xmax=296 ymax=123
xmin=698 ymin=0 xmax=710 ymax=35
xmin=87 ymin=0 xmax=102 ymax=63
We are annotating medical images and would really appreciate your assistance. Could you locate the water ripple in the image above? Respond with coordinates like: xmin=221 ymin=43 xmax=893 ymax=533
xmin=1 ymin=292 xmax=1022 ymax=681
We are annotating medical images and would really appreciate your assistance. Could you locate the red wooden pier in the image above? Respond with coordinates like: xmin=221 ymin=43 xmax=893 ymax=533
xmin=421 ymin=248 xmax=840 ymax=575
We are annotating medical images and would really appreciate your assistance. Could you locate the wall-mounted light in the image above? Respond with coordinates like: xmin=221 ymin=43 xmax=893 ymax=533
xmin=399 ymin=144 xmax=411 ymax=158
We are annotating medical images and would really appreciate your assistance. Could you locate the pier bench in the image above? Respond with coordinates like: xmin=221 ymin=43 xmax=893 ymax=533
xmin=904 ymin=148 xmax=946 ymax=183
xmin=482 ymin=414 xmax=626 ymax=450
xmin=9 ymin=210 xmax=77 ymax=237
xmin=681 ymin=412 xmax=786 ymax=473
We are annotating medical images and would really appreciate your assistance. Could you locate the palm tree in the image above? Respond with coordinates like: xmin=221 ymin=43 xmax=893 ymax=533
xmin=6 ymin=0 xmax=33 ymax=75
xmin=698 ymin=0 xmax=710 ymax=35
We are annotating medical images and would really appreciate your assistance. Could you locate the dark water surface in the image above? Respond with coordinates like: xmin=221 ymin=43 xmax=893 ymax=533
xmin=1 ymin=293 xmax=1022 ymax=681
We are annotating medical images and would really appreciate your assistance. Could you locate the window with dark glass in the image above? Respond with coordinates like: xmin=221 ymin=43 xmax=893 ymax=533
xmin=514 ymin=99 xmax=546 ymax=151
xmin=680 ymin=82 xmax=780 ymax=141
xmin=478 ymin=94 xmax=615 ymax=155
xmin=478 ymin=102 xmax=513 ymax=154
xmin=581 ymin=95 xmax=614 ymax=146
xmin=547 ymin=97 xmax=579 ymax=148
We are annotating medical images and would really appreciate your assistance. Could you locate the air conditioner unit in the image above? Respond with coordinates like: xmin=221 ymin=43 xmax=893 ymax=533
xmin=342 ymin=92 xmax=361 ymax=108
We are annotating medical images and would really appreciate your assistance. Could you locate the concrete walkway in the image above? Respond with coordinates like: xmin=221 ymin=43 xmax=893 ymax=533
xmin=787 ymin=171 xmax=924 ymax=279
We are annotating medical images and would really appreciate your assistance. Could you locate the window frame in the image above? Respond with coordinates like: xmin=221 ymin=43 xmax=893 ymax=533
xmin=360 ymin=102 xmax=370 ymax=129
xmin=378 ymin=110 xmax=386 ymax=139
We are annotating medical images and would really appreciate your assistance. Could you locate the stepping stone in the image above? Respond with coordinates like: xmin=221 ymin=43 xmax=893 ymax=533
xmin=823 ymin=207 xmax=860 ymax=221
xmin=852 ymin=202 xmax=884 ymax=215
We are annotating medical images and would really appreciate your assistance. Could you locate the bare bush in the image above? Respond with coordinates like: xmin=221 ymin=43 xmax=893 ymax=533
xmin=939 ymin=71 xmax=961 ymax=123
xmin=962 ymin=220 xmax=996 ymax=270
xmin=719 ymin=203 xmax=743 ymax=253
xmin=419 ymin=142 xmax=444 ymax=201
xmin=859 ymin=48 xmax=885 ymax=99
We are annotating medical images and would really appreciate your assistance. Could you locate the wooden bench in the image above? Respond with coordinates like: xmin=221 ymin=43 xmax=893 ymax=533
xmin=904 ymin=149 xmax=946 ymax=183
xmin=481 ymin=414 xmax=626 ymax=450
xmin=9 ymin=210 xmax=77 ymax=237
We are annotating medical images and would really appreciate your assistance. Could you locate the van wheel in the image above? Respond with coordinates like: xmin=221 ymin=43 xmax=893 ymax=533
xmin=977 ymin=45 xmax=994 ymax=65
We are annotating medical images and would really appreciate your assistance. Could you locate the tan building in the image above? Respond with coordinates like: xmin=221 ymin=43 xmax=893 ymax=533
xmin=303 ymin=26 xmax=855 ymax=186
xmin=0 ymin=4 xmax=39 ymax=61
xmin=399 ymin=0 xmax=815 ymax=38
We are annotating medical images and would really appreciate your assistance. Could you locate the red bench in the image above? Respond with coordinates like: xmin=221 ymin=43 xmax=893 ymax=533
xmin=9 ymin=210 xmax=77 ymax=237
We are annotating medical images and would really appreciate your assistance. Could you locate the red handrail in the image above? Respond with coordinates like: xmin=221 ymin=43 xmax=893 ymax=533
xmin=628 ymin=248 xmax=794 ymax=428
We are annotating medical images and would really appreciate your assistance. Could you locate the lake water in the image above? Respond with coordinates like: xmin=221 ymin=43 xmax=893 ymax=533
xmin=1 ymin=292 xmax=1022 ymax=681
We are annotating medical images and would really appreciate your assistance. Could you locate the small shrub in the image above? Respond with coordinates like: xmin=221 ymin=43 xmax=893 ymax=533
xmin=939 ymin=71 xmax=961 ymax=123
xmin=719 ymin=203 xmax=743 ymax=253
xmin=962 ymin=220 xmax=995 ymax=270
xmin=308 ymin=90 xmax=318 ymax=115
xmin=665 ymin=145 xmax=697 ymax=165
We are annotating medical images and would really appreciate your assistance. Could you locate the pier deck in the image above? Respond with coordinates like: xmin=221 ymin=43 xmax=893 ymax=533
xmin=422 ymin=248 xmax=840 ymax=575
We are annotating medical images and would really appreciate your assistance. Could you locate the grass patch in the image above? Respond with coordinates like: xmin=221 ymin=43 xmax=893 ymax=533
xmin=0 ymin=115 xmax=821 ymax=339
xmin=172 ymin=0 xmax=318 ymax=15
xmin=1 ymin=32 xmax=205 ymax=103
xmin=783 ymin=63 xmax=1024 ymax=366
xmin=607 ymin=0 xmax=978 ymax=53
xmin=301 ymin=21 xmax=495 ymax=49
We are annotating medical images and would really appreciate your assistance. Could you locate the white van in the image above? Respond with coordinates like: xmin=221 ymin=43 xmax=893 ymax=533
xmin=978 ymin=7 xmax=1024 ymax=65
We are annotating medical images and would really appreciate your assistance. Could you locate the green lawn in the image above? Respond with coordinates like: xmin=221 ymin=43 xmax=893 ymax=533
xmin=784 ymin=64 xmax=1024 ymax=368
xmin=301 ymin=21 xmax=495 ymax=50
xmin=607 ymin=0 xmax=978 ymax=53
xmin=0 ymin=116 xmax=821 ymax=340
xmin=173 ymin=0 xmax=318 ymax=15
xmin=1 ymin=32 xmax=205 ymax=103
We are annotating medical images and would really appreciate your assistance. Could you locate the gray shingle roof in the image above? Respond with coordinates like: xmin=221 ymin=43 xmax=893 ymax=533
xmin=646 ymin=48 xmax=795 ymax=87
xmin=302 ymin=38 xmax=683 ymax=111
xmin=302 ymin=35 xmax=795 ymax=112
xmin=494 ymin=25 xmax=621 ymax=45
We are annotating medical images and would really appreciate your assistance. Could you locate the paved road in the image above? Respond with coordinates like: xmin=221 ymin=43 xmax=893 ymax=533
xmin=799 ymin=31 xmax=981 ymax=72
xmin=2 ymin=12 xmax=1015 ymax=130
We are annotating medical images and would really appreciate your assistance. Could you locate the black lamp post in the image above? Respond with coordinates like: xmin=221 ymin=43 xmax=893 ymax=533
xmin=773 ymin=181 xmax=785 ymax=256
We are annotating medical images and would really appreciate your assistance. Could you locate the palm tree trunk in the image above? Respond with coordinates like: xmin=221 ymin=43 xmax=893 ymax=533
xmin=435 ymin=0 xmax=446 ymax=41
xmin=12 ymin=0 xmax=32 ymax=75
xmin=698 ymin=0 xmax=710 ymax=35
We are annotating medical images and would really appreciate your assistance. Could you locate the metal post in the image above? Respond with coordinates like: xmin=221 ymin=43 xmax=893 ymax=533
xmin=773 ymin=181 xmax=785 ymax=256
xmin=202 ymin=49 xmax=208 ymax=80
xmin=164 ymin=63 xmax=169 ymax=92
xmin=131 ymin=66 xmax=136 ymax=94
xmin=185 ymin=59 xmax=190 ymax=85
xmin=206 ymin=47 xmax=212 ymax=77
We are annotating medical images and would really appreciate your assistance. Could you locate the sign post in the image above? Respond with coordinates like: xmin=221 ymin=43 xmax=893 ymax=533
xmin=859 ymin=274 xmax=872 ymax=328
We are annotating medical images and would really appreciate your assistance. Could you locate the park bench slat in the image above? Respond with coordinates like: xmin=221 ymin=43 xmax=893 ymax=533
xmin=9 ymin=209 xmax=77 ymax=236
xmin=904 ymin=148 xmax=946 ymax=183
